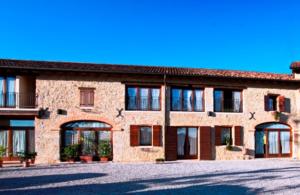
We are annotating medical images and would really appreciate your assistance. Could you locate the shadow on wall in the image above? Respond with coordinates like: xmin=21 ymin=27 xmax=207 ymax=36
xmin=2 ymin=166 xmax=300 ymax=194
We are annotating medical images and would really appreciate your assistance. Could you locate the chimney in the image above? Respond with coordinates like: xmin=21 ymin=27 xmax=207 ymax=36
xmin=290 ymin=62 xmax=300 ymax=79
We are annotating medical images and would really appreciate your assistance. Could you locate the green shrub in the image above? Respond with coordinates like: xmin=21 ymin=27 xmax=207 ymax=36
xmin=62 ymin=144 xmax=80 ymax=160
xmin=17 ymin=151 xmax=31 ymax=162
xmin=0 ymin=146 xmax=6 ymax=159
xmin=99 ymin=141 xmax=111 ymax=157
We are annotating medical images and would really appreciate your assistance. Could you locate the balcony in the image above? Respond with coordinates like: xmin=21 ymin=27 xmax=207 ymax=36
xmin=0 ymin=92 xmax=38 ymax=109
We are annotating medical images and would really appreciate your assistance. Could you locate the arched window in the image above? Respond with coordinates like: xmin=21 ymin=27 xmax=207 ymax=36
xmin=255 ymin=122 xmax=291 ymax=158
xmin=61 ymin=120 xmax=112 ymax=159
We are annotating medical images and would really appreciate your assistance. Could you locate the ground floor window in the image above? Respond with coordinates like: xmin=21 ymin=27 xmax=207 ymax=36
xmin=61 ymin=121 xmax=112 ymax=160
xmin=0 ymin=119 xmax=35 ymax=159
xmin=255 ymin=122 xmax=291 ymax=158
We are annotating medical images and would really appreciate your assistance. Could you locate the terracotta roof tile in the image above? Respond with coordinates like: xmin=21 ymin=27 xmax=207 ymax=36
xmin=0 ymin=59 xmax=295 ymax=81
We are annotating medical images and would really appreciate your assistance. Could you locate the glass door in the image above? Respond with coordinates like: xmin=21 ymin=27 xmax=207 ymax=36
xmin=268 ymin=131 xmax=279 ymax=157
xmin=81 ymin=131 xmax=96 ymax=156
xmin=177 ymin=127 xmax=198 ymax=159
xmin=255 ymin=131 xmax=265 ymax=157
xmin=280 ymin=131 xmax=291 ymax=157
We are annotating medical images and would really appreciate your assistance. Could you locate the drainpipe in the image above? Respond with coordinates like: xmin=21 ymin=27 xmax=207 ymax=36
xmin=163 ymin=72 xmax=168 ymax=160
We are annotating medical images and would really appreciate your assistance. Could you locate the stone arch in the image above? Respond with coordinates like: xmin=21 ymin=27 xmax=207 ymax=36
xmin=54 ymin=115 xmax=117 ymax=131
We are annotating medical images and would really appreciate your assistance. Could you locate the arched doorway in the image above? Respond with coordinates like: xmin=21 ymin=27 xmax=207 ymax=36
xmin=255 ymin=122 xmax=292 ymax=158
xmin=60 ymin=120 xmax=112 ymax=161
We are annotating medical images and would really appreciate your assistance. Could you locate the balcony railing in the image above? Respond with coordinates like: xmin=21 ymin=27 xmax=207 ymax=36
xmin=214 ymin=98 xmax=242 ymax=112
xmin=0 ymin=92 xmax=38 ymax=109
xmin=127 ymin=96 xmax=160 ymax=110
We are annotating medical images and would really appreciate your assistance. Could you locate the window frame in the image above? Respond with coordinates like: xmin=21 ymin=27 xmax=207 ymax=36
xmin=125 ymin=85 xmax=161 ymax=111
xmin=170 ymin=87 xmax=205 ymax=112
xmin=0 ymin=76 xmax=16 ymax=108
xmin=139 ymin=126 xmax=153 ymax=146
xmin=220 ymin=126 xmax=232 ymax=145
xmin=79 ymin=87 xmax=95 ymax=107
xmin=266 ymin=94 xmax=279 ymax=111
xmin=213 ymin=88 xmax=243 ymax=113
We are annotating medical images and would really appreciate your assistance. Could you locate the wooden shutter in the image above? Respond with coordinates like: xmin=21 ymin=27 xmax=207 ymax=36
xmin=264 ymin=95 xmax=269 ymax=111
xmin=215 ymin=126 xmax=222 ymax=146
xmin=278 ymin=95 xmax=285 ymax=112
xmin=165 ymin=126 xmax=177 ymax=161
xmin=153 ymin=125 xmax=162 ymax=146
xmin=80 ymin=88 xmax=94 ymax=106
xmin=200 ymin=126 xmax=212 ymax=160
xmin=234 ymin=126 xmax=243 ymax=146
xmin=130 ymin=125 xmax=139 ymax=146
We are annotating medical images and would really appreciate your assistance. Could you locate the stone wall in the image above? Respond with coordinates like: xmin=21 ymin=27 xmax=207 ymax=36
xmin=35 ymin=74 xmax=165 ymax=164
xmin=35 ymin=73 xmax=300 ymax=163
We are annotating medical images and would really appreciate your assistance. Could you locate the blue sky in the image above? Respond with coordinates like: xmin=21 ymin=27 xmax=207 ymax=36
xmin=0 ymin=0 xmax=299 ymax=73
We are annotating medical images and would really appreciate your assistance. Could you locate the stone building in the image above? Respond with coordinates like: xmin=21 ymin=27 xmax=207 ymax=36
xmin=1 ymin=59 xmax=300 ymax=164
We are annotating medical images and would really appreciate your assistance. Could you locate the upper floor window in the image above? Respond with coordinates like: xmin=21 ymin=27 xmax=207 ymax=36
xmin=214 ymin=89 xmax=242 ymax=112
xmin=80 ymin=88 xmax=95 ymax=107
xmin=265 ymin=94 xmax=278 ymax=111
xmin=0 ymin=76 xmax=16 ymax=107
xmin=171 ymin=87 xmax=204 ymax=111
xmin=264 ymin=94 xmax=289 ymax=112
xmin=126 ymin=86 xmax=161 ymax=111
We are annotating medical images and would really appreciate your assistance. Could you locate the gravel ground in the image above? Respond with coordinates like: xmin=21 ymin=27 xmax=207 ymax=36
xmin=1 ymin=159 xmax=300 ymax=194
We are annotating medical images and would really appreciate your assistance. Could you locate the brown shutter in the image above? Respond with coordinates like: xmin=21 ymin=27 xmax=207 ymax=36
xmin=264 ymin=95 xmax=269 ymax=111
xmin=200 ymin=126 xmax=212 ymax=160
xmin=153 ymin=125 xmax=162 ymax=146
xmin=165 ymin=126 xmax=177 ymax=161
xmin=215 ymin=126 xmax=222 ymax=146
xmin=234 ymin=126 xmax=243 ymax=146
xmin=130 ymin=125 xmax=139 ymax=146
xmin=278 ymin=95 xmax=285 ymax=112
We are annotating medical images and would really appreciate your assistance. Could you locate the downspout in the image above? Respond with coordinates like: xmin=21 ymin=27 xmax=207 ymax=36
xmin=163 ymin=71 xmax=168 ymax=160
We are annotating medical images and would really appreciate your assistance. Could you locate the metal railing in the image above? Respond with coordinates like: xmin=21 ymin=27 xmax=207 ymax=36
xmin=0 ymin=92 xmax=38 ymax=109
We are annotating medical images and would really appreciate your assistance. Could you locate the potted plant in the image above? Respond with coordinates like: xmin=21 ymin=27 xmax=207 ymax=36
xmin=272 ymin=111 xmax=281 ymax=121
xmin=98 ymin=140 xmax=111 ymax=162
xmin=225 ymin=136 xmax=232 ymax=151
xmin=80 ymin=137 xmax=96 ymax=163
xmin=63 ymin=144 xmax=79 ymax=163
xmin=28 ymin=152 xmax=37 ymax=164
xmin=0 ymin=146 xmax=6 ymax=168
xmin=17 ymin=152 xmax=31 ymax=167
xmin=155 ymin=158 xmax=165 ymax=164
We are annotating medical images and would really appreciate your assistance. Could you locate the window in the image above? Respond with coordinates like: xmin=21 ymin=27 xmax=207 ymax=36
xmin=171 ymin=87 xmax=204 ymax=111
xmin=139 ymin=126 xmax=152 ymax=146
xmin=265 ymin=94 xmax=278 ymax=111
xmin=130 ymin=125 xmax=162 ymax=147
xmin=80 ymin=88 xmax=95 ymax=107
xmin=126 ymin=86 xmax=161 ymax=111
xmin=0 ymin=76 xmax=16 ymax=107
xmin=214 ymin=89 xmax=242 ymax=112
xmin=221 ymin=127 xmax=232 ymax=145
xmin=61 ymin=121 xmax=112 ymax=159
xmin=0 ymin=119 xmax=35 ymax=158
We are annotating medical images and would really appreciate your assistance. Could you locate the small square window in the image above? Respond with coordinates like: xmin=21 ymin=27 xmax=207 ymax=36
xmin=80 ymin=88 xmax=95 ymax=107
xmin=139 ymin=126 xmax=152 ymax=146
xmin=221 ymin=127 xmax=232 ymax=145
xmin=268 ymin=95 xmax=278 ymax=111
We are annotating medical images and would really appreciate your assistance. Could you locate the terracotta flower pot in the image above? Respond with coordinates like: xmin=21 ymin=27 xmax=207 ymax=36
xmin=23 ymin=161 xmax=30 ymax=168
xmin=100 ymin=157 xmax=109 ymax=162
xmin=67 ymin=159 xmax=75 ymax=163
xmin=80 ymin=155 xmax=93 ymax=163
xmin=30 ymin=158 xmax=35 ymax=164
